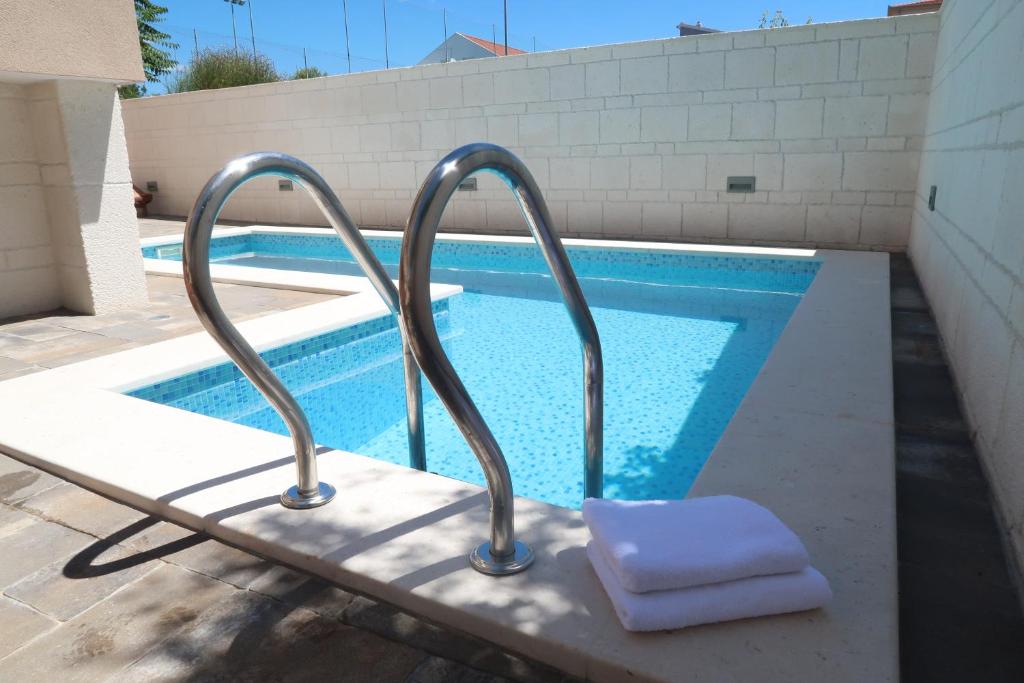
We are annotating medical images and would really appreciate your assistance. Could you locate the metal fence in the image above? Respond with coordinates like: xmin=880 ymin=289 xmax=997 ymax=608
xmin=155 ymin=1 xmax=555 ymax=93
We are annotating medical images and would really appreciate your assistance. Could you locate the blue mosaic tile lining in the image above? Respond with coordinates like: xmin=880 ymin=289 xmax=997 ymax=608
xmin=134 ymin=231 xmax=821 ymax=509
xmin=130 ymin=299 xmax=449 ymax=408
xmin=144 ymin=232 xmax=819 ymax=294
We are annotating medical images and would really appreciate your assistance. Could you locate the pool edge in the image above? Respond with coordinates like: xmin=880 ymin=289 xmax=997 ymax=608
xmin=0 ymin=247 xmax=895 ymax=683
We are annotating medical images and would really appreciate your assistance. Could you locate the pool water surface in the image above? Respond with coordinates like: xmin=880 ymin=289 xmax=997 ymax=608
xmin=134 ymin=234 xmax=818 ymax=508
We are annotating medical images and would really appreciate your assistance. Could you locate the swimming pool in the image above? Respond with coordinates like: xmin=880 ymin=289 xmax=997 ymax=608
xmin=135 ymin=233 xmax=819 ymax=509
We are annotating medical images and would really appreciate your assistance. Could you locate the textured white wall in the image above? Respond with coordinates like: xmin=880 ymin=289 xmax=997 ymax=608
xmin=123 ymin=15 xmax=938 ymax=250
xmin=0 ymin=79 xmax=147 ymax=319
xmin=0 ymin=82 xmax=61 ymax=318
xmin=37 ymin=80 xmax=148 ymax=315
xmin=0 ymin=0 xmax=144 ymax=83
xmin=908 ymin=0 xmax=1024 ymax=569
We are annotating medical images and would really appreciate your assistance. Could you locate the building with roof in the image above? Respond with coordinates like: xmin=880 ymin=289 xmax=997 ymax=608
xmin=676 ymin=20 xmax=719 ymax=36
xmin=888 ymin=0 xmax=942 ymax=16
xmin=419 ymin=33 xmax=526 ymax=65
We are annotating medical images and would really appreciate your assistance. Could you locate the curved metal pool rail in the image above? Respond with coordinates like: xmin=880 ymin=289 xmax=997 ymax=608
xmin=400 ymin=142 xmax=604 ymax=575
xmin=182 ymin=151 xmax=428 ymax=509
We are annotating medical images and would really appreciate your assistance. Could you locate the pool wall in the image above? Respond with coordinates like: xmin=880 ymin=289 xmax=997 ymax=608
xmin=0 ymin=237 xmax=895 ymax=683
xmin=140 ymin=225 xmax=823 ymax=296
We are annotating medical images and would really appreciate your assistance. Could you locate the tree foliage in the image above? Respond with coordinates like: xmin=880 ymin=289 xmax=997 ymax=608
xmin=168 ymin=48 xmax=279 ymax=93
xmin=758 ymin=9 xmax=813 ymax=28
xmin=121 ymin=0 xmax=178 ymax=98
xmin=759 ymin=10 xmax=790 ymax=29
xmin=292 ymin=66 xmax=327 ymax=80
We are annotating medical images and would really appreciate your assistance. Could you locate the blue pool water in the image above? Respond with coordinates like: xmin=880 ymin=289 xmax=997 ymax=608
xmin=135 ymin=233 xmax=819 ymax=508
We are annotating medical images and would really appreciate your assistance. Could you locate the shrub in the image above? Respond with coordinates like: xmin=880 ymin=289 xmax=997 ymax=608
xmin=118 ymin=84 xmax=144 ymax=99
xmin=292 ymin=66 xmax=327 ymax=80
xmin=168 ymin=48 xmax=278 ymax=92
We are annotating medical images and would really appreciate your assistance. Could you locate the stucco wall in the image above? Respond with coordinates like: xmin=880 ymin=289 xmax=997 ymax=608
xmin=908 ymin=0 xmax=1024 ymax=569
xmin=34 ymin=80 xmax=148 ymax=315
xmin=0 ymin=0 xmax=144 ymax=83
xmin=0 ymin=79 xmax=147 ymax=319
xmin=0 ymin=0 xmax=147 ymax=319
xmin=123 ymin=15 xmax=938 ymax=250
xmin=0 ymin=83 xmax=62 ymax=318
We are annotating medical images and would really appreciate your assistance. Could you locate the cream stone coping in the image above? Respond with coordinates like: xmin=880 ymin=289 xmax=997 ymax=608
xmin=140 ymin=225 xmax=819 ymax=259
xmin=144 ymin=258 xmax=378 ymax=297
xmin=0 ymin=241 xmax=895 ymax=682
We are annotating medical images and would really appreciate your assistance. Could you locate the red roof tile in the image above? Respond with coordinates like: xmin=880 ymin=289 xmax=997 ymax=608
xmin=460 ymin=33 xmax=527 ymax=56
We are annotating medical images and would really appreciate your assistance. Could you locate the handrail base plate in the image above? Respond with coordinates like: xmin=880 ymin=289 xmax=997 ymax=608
xmin=280 ymin=482 xmax=337 ymax=509
xmin=470 ymin=540 xmax=535 ymax=575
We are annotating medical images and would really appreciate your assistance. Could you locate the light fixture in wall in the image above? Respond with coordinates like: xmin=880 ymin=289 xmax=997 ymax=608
xmin=457 ymin=178 xmax=478 ymax=191
xmin=146 ymin=181 xmax=158 ymax=192
xmin=727 ymin=176 xmax=755 ymax=193
xmin=279 ymin=179 xmax=294 ymax=191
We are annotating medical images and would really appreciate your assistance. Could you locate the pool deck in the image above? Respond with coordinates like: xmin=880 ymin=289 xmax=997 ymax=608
xmin=0 ymin=268 xmax=564 ymax=681
xmin=0 ymin=223 xmax=898 ymax=683
xmin=0 ymin=453 xmax=557 ymax=682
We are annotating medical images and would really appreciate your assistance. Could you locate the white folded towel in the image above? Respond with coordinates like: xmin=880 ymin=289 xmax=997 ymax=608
xmin=582 ymin=496 xmax=810 ymax=593
xmin=588 ymin=542 xmax=832 ymax=632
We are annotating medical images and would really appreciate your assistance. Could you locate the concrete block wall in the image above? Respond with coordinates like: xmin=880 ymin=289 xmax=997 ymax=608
xmin=908 ymin=0 xmax=1024 ymax=569
xmin=0 ymin=82 xmax=62 ymax=318
xmin=123 ymin=14 xmax=938 ymax=250
xmin=0 ymin=80 xmax=147 ymax=319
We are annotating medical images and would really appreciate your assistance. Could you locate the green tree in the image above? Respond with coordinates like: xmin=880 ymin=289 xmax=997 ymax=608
xmin=292 ymin=66 xmax=327 ymax=80
xmin=168 ymin=48 xmax=278 ymax=93
xmin=120 ymin=0 xmax=178 ymax=98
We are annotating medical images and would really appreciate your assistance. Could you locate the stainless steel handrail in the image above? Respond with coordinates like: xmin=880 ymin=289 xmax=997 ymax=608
xmin=400 ymin=143 xmax=604 ymax=575
xmin=182 ymin=151 xmax=428 ymax=509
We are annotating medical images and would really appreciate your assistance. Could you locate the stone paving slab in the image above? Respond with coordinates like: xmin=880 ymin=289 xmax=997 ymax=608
xmin=248 ymin=563 xmax=355 ymax=621
xmin=133 ymin=525 xmax=277 ymax=590
xmin=1 ymin=563 xmax=242 ymax=682
xmin=0 ymin=272 xmax=334 ymax=381
xmin=0 ymin=504 xmax=35 ymax=537
xmin=16 ymin=483 xmax=149 ymax=538
xmin=0 ymin=596 xmax=57 ymax=659
xmin=115 ymin=590 xmax=426 ymax=683
xmin=0 ymin=356 xmax=34 ymax=375
xmin=408 ymin=657 xmax=513 ymax=683
xmin=5 ymin=543 xmax=161 ymax=621
xmin=0 ymin=515 xmax=95 ymax=589
xmin=0 ymin=463 xmax=63 ymax=504
xmin=0 ymin=449 xmax=563 ymax=682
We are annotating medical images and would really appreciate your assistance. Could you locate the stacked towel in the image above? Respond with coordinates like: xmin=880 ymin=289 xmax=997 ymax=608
xmin=583 ymin=496 xmax=832 ymax=632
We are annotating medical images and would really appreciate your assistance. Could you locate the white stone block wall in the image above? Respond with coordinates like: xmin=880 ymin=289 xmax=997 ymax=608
xmin=123 ymin=15 xmax=938 ymax=250
xmin=0 ymin=80 xmax=147 ymax=319
xmin=0 ymin=83 xmax=62 ymax=318
xmin=908 ymin=0 xmax=1024 ymax=570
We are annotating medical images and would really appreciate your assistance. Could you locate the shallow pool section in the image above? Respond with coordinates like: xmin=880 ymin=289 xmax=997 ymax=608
xmin=135 ymin=235 xmax=819 ymax=508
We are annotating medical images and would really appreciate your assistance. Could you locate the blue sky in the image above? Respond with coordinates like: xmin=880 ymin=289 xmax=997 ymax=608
xmin=153 ymin=1 xmax=889 ymax=89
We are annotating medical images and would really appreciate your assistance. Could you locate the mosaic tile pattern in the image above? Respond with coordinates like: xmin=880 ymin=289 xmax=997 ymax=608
xmin=133 ymin=235 xmax=820 ymax=509
xmin=146 ymin=232 xmax=819 ymax=293
xmin=142 ymin=234 xmax=254 ymax=262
